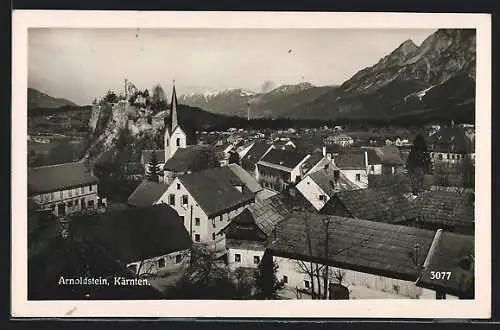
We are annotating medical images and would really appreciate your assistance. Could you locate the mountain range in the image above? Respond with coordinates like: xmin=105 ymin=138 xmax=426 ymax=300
xmin=178 ymin=28 xmax=476 ymax=123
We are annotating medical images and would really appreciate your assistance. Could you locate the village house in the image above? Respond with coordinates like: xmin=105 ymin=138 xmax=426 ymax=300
xmin=405 ymin=186 xmax=475 ymax=235
xmin=126 ymin=180 xmax=170 ymax=208
xmin=331 ymin=152 xmax=369 ymax=189
xmin=156 ymin=166 xmax=256 ymax=256
xmin=240 ymin=141 xmax=274 ymax=177
xmin=28 ymin=162 xmax=99 ymax=217
xmin=319 ymin=186 xmax=415 ymax=224
xmin=324 ymin=133 xmax=354 ymax=147
xmin=362 ymin=145 xmax=405 ymax=175
xmin=273 ymin=139 xmax=296 ymax=150
xmin=265 ymin=212 xmax=471 ymax=299
xmin=70 ymin=205 xmax=192 ymax=278
xmin=256 ymin=149 xmax=310 ymax=192
xmin=295 ymin=165 xmax=359 ymax=211
xmin=222 ymin=194 xmax=290 ymax=271
xmin=427 ymin=126 xmax=475 ymax=165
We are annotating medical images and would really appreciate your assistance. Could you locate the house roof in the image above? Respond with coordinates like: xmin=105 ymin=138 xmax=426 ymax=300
xmin=320 ymin=186 xmax=415 ymax=223
xmin=332 ymin=152 xmax=365 ymax=170
xmin=28 ymin=232 xmax=164 ymax=300
xmin=163 ymin=145 xmax=211 ymax=172
xmin=260 ymin=149 xmax=308 ymax=169
xmin=367 ymin=174 xmax=434 ymax=192
xmin=224 ymin=209 xmax=268 ymax=242
xmin=141 ymin=150 xmax=165 ymax=165
xmin=376 ymin=145 xmax=405 ymax=166
xmin=28 ymin=162 xmax=99 ymax=195
xmin=127 ymin=181 xmax=169 ymax=207
xmin=364 ymin=148 xmax=382 ymax=165
xmin=412 ymin=189 xmax=475 ymax=231
xmin=301 ymin=151 xmax=325 ymax=174
xmin=241 ymin=141 xmax=273 ymax=171
xmin=268 ymin=212 xmax=437 ymax=281
xmin=71 ymin=205 xmax=192 ymax=264
xmin=178 ymin=166 xmax=255 ymax=218
xmin=428 ymin=127 xmax=474 ymax=154
xmin=308 ymin=166 xmax=358 ymax=197
xmin=227 ymin=163 xmax=262 ymax=193
xmin=416 ymin=231 xmax=474 ymax=297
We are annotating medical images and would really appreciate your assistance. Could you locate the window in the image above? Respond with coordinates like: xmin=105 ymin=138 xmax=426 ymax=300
xmin=67 ymin=201 xmax=73 ymax=207
xmin=370 ymin=165 xmax=374 ymax=171
xmin=81 ymin=198 xmax=86 ymax=209
xmin=304 ymin=280 xmax=310 ymax=288
xmin=50 ymin=192 xmax=54 ymax=201
xmin=68 ymin=189 xmax=72 ymax=197
xmin=235 ymin=254 xmax=241 ymax=263
xmin=438 ymin=154 xmax=443 ymax=160
xmin=175 ymin=254 xmax=182 ymax=263
xmin=195 ymin=218 xmax=200 ymax=226
xmin=89 ymin=185 xmax=93 ymax=191
xmin=283 ymin=275 xmax=288 ymax=283
xmin=60 ymin=191 xmax=64 ymax=199
xmin=177 ymin=183 xmax=181 ymax=190
xmin=219 ymin=215 xmax=223 ymax=221
xmin=253 ymin=256 xmax=260 ymax=264
xmin=319 ymin=195 xmax=326 ymax=201
xmin=451 ymin=154 xmax=455 ymax=160
xmin=447 ymin=154 xmax=450 ymax=159
xmin=356 ymin=174 xmax=361 ymax=181
xmin=169 ymin=194 xmax=175 ymax=206
xmin=194 ymin=234 xmax=200 ymax=242
xmin=182 ymin=195 xmax=188 ymax=205
xmin=166 ymin=138 xmax=169 ymax=146
xmin=176 ymin=138 xmax=180 ymax=146
xmin=88 ymin=200 xmax=95 ymax=209
xmin=158 ymin=258 xmax=165 ymax=268
xmin=80 ymin=186 xmax=84 ymax=194
xmin=212 ymin=233 xmax=216 ymax=240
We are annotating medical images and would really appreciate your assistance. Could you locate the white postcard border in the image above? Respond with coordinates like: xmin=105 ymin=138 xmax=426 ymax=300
xmin=12 ymin=10 xmax=491 ymax=318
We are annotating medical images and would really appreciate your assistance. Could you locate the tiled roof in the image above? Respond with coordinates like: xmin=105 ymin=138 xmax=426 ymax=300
xmin=28 ymin=162 xmax=99 ymax=195
xmin=332 ymin=152 xmax=366 ymax=170
xmin=227 ymin=194 xmax=291 ymax=239
xmin=260 ymin=149 xmax=308 ymax=169
xmin=71 ymin=205 xmax=192 ymax=264
xmin=428 ymin=127 xmax=474 ymax=154
xmin=163 ymin=145 xmax=212 ymax=172
xmin=224 ymin=209 xmax=267 ymax=242
xmin=141 ymin=150 xmax=165 ymax=165
xmin=364 ymin=148 xmax=382 ymax=165
xmin=127 ymin=181 xmax=169 ymax=207
xmin=320 ymin=186 xmax=415 ymax=223
xmin=367 ymin=174 xmax=434 ymax=192
xmin=179 ymin=166 xmax=255 ymax=218
xmin=241 ymin=141 xmax=273 ymax=172
xmin=417 ymin=230 xmax=474 ymax=297
xmin=269 ymin=212 xmax=436 ymax=280
xmin=412 ymin=189 xmax=474 ymax=230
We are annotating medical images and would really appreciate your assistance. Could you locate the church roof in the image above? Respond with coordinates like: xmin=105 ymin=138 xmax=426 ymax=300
xmin=163 ymin=145 xmax=212 ymax=172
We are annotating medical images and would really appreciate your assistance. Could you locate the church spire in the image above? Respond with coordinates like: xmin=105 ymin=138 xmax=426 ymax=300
xmin=170 ymin=79 xmax=178 ymax=132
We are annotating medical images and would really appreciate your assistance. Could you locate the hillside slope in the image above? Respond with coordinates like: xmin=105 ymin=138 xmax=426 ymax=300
xmin=285 ymin=29 xmax=476 ymax=122
xmin=28 ymin=88 xmax=78 ymax=111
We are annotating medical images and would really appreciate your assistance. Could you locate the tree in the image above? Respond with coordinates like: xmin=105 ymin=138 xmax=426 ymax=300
xmin=101 ymin=90 xmax=119 ymax=104
xmin=151 ymin=84 xmax=167 ymax=112
xmin=406 ymin=133 xmax=432 ymax=194
xmin=146 ymin=152 xmax=162 ymax=182
xmin=254 ymin=254 xmax=284 ymax=299
xmin=228 ymin=151 xmax=240 ymax=165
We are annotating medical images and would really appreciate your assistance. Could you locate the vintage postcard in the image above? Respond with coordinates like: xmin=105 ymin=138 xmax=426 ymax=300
xmin=12 ymin=11 xmax=491 ymax=318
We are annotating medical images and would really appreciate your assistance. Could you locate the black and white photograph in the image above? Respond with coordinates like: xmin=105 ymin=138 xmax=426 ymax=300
xmin=12 ymin=11 xmax=491 ymax=318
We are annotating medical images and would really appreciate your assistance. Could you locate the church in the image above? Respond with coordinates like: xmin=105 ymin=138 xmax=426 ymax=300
xmin=142 ymin=82 xmax=212 ymax=184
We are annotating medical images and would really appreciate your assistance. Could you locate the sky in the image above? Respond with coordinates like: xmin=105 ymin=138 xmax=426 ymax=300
xmin=28 ymin=28 xmax=436 ymax=105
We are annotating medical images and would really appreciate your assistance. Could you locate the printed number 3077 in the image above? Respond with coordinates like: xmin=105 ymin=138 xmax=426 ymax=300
xmin=430 ymin=271 xmax=451 ymax=280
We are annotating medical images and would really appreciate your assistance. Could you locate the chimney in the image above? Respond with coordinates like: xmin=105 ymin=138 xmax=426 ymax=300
xmin=231 ymin=180 xmax=244 ymax=194
xmin=322 ymin=146 xmax=326 ymax=157
xmin=364 ymin=151 xmax=369 ymax=169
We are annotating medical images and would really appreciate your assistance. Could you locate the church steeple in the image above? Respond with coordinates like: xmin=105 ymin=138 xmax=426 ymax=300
xmin=170 ymin=80 xmax=178 ymax=132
